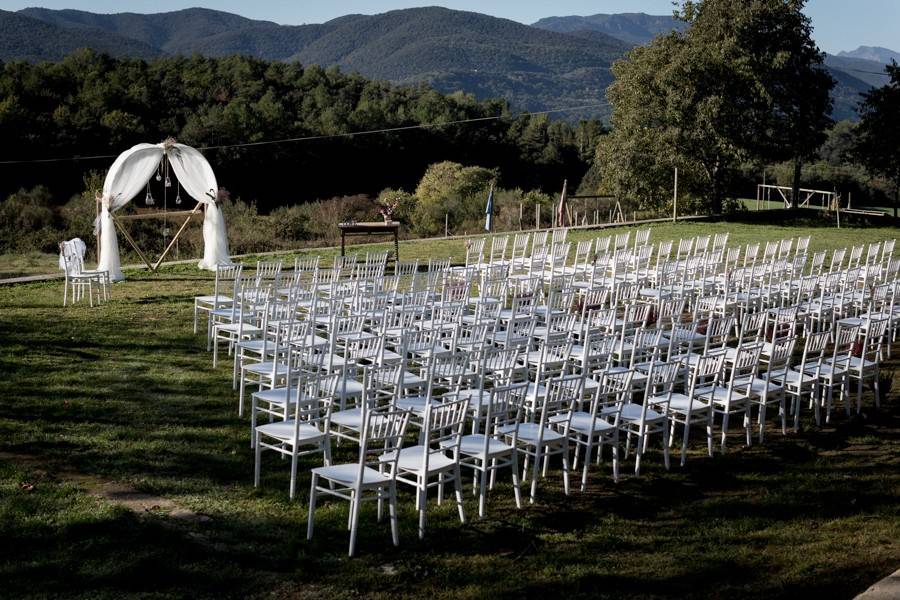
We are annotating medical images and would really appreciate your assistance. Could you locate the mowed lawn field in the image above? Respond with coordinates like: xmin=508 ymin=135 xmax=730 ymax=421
xmin=1 ymin=219 xmax=899 ymax=599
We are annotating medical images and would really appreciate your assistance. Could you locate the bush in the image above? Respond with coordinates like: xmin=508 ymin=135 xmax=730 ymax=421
xmin=0 ymin=186 xmax=60 ymax=253
xmin=270 ymin=204 xmax=312 ymax=243
xmin=413 ymin=161 xmax=497 ymax=236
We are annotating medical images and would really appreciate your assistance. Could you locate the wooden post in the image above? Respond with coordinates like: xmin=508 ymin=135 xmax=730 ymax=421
xmin=519 ymin=202 xmax=523 ymax=230
xmin=673 ymin=167 xmax=678 ymax=223
xmin=444 ymin=213 xmax=449 ymax=238
xmin=536 ymin=204 xmax=540 ymax=230
xmin=836 ymin=194 xmax=841 ymax=229
xmin=152 ymin=202 xmax=201 ymax=270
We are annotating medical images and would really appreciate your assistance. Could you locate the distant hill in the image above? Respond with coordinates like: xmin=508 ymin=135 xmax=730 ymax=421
xmin=838 ymin=46 xmax=900 ymax=64
xmin=532 ymin=13 xmax=685 ymax=45
xmin=3 ymin=6 xmax=891 ymax=121
xmin=0 ymin=9 xmax=162 ymax=62
xmin=534 ymin=12 xmax=892 ymax=120
xmin=13 ymin=6 xmax=631 ymax=119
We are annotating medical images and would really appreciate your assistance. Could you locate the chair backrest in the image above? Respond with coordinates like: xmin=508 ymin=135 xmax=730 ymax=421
xmin=291 ymin=367 xmax=337 ymax=432
xmin=799 ymin=330 xmax=831 ymax=380
xmin=415 ymin=396 xmax=470 ymax=476
xmin=483 ymin=382 xmax=528 ymax=441
xmin=357 ymin=404 xmax=411 ymax=487
xmin=860 ymin=317 xmax=889 ymax=363
xmin=535 ymin=373 xmax=583 ymax=432
xmin=642 ymin=358 xmax=680 ymax=418
xmin=589 ymin=369 xmax=632 ymax=426
xmin=213 ymin=263 xmax=242 ymax=297
xmin=713 ymin=232 xmax=729 ymax=251
xmin=635 ymin=228 xmax=652 ymax=248
xmin=511 ymin=233 xmax=530 ymax=258
xmin=737 ymin=311 xmax=767 ymax=345
xmin=765 ymin=336 xmax=796 ymax=381
xmin=729 ymin=343 xmax=763 ymax=388
xmin=62 ymin=253 xmax=85 ymax=277
xmin=595 ymin=235 xmax=612 ymax=254
xmin=464 ymin=238 xmax=486 ymax=267
xmin=656 ymin=239 xmax=673 ymax=261
xmin=686 ymin=351 xmax=726 ymax=398
xmin=256 ymin=260 xmax=282 ymax=282
xmin=702 ymin=316 xmax=734 ymax=353
xmin=293 ymin=255 xmax=320 ymax=273
xmin=476 ymin=345 xmax=524 ymax=386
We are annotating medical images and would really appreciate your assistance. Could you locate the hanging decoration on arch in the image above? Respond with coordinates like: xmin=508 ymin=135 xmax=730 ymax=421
xmin=95 ymin=138 xmax=231 ymax=281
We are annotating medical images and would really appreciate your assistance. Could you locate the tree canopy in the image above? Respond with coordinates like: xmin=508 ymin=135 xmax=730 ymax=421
xmin=0 ymin=50 xmax=596 ymax=210
xmin=595 ymin=0 xmax=834 ymax=213
xmin=852 ymin=62 xmax=900 ymax=216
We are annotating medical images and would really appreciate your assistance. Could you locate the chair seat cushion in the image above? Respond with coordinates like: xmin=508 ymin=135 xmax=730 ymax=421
xmin=256 ymin=419 xmax=325 ymax=443
xmin=445 ymin=434 xmax=514 ymax=457
xmin=381 ymin=445 xmax=457 ymax=474
xmin=312 ymin=463 xmax=392 ymax=487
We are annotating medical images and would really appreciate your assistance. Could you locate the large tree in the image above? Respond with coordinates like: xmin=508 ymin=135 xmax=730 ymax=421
xmin=597 ymin=0 xmax=833 ymax=214
xmin=852 ymin=62 xmax=900 ymax=218
xmin=731 ymin=0 xmax=834 ymax=207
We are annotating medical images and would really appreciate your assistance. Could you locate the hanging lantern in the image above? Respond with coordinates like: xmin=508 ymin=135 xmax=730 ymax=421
xmin=164 ymin=175 xmax=172 ymax=188
xmin=175 ymin=182 xmax=182 ymax=205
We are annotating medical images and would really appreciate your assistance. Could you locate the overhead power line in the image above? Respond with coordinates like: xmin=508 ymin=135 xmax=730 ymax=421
xmin=0 ymin=103 xmax=606 ymax=166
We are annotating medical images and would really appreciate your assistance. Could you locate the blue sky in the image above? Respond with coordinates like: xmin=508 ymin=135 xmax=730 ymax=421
xmin=2 ymin=0 xmax=897 ymax=54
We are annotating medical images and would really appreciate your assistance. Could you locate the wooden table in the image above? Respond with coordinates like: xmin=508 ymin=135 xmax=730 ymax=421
xmin=338 ymin=221 xmax=400 ymax=263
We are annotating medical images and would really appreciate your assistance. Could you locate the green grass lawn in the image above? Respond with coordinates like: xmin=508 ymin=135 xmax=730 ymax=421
xmin=1 ymin=219 xmax=899 ymax=599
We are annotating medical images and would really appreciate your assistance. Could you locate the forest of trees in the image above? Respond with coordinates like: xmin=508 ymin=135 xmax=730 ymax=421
xmin=0 ymin=49 xmax=604 ymax=210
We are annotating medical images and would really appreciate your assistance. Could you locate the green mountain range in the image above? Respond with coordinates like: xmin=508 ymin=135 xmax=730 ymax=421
xmin=1 ymin=7 xmax=893 ymax=121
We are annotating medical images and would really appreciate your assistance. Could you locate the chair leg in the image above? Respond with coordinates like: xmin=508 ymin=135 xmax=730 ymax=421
xmin=720 ymin=412 xmax=730 ymax=454
xmin=418 ymin=481 xmax=427 ymax=540
xmin=306 ymin=474 xmax=318 ymax=541
xmin=289 ymin=448 xmax=299 ymax=501
xmin=706 ymin=413 xmax=714 ymax=457
xmin=478 ymin=464 xmax=488 ymax=518
xmin=250 ymin=396 xmax=257 ymax=448
xmin=780 ymin=395 xmax=787 ymax=435
xmin=680 ymin=419 xmax=690 ymax=467
xmin=389 ymin=484 xmax=400 ymax=547
xmin=874 ymin=367 xmax=881 ymax=409
xmin=349 ymin=490 xmax=361 ymax=557
xmin=561 ymin=444 xmax=571 ymax=493
xmin=454 ymin=466 xmax=466 ymax=524
xmin=580 ymin=441 xmax=591 ymax=492
xmin=511 ymin=452 xmax=523 ymax=509
xmin=529 ymin=447 xmax=541 ymax=504
xmin=758 ymin=399 xmax=767 ymax=444
xmin=662 ymin=425 xmax=670 ymax=470
xmin=254 ymin=431 xmax=262 ymax=487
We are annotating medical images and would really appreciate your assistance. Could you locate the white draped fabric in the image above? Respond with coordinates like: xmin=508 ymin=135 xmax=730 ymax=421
xmin=96 ymin=142 xmax=231 ymax=280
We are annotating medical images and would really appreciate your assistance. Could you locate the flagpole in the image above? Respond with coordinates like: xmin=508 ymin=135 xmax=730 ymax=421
xmin=484 ymin=181 xmax=495 ymax=233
